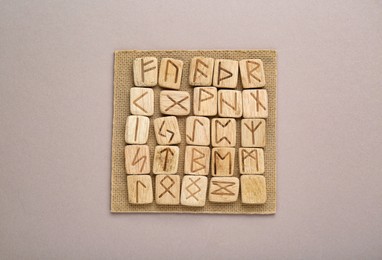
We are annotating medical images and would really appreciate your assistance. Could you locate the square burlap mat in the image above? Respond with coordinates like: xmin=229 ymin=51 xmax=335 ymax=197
xmin=111 ymin=50 xmax=277 ymax=214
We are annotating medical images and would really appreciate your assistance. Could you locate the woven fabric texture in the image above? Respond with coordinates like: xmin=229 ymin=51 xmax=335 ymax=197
xmin=112 ymin=50 xmax=277 ymax=214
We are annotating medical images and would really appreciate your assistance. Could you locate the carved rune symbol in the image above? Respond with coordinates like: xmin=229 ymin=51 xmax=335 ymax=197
xmin=246 ymin=60 xmax=261 ymax=83
xmin=214 ymin=151 xmax=232 ymax=175
xmin=217 ymin=61 xmax=233 ymax=84
xmin=135 ymin=180 xmax=147 ymax=203
xmin=198 ymin=89 xmax=214 ymax=111
xmin=186 ymin=177 xmax=201 ymax=201
xmin=241 ymin=149 xmax=259 ymax=171
xmin=244 ymin=120 xmax=262 ymax=144
xmin=132 ymin=147 xmax=147 ymax=172
xmin=215 ymin=120 xmax=232 ymax=144
xmin=159 ymin=121 xmax=175 ymax=142
xmin=132 ymin=91 xmax=148 ymax=113
xmin=159 ymin=176 xmax=175 ymax=198
xmin=191 ymin=148 xmax=206 ymax=172
xmin=165 ymin=95 xmax=189 ymax=112
xmin=187 ymin=118 xmax=204 ymax=142
xmin=134 ymin=117 xmax=139 ymax=141
xmin=250 ymin=91 xmax=267 ymax=112
xmin=165 ymin=59 xmax=179 ymax=83
xmin=211 ymin=181 xmax=235 ymax=196
xmin=159 ymin=147 xmax=175 ymax=171
xmin=140 ymin=58 xmax=156 ymax=82
xmin=193 ymin=59 xmax=208 ymax=81
xmin=219 ymin=92 xmax=238 ymax=113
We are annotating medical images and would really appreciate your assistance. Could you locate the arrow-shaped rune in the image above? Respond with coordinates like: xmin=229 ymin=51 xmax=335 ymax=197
xmin=160 ymin=147 xmax=175 ymax=171
xmin=136 ymin=180 xmax=147 ymax=203
xmin=159 ymin=121 xmax=175 ymax=142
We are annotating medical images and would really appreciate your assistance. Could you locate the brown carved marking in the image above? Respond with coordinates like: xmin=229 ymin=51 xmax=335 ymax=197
xmin=165 ymin=95 xmax=189 ymax=112
xmin=214 ymin=150 xmax=232 ymax=176
xmin=198 ymin=88 xmax=214 ymax=111
xmin=186 ymin=177 xmax=201 ymax=201
xmin=164 ymin=59 xmax=179 ymax=83
xmin=141 ymin=58 xmax=156 ymax=82
xmin=136 ymin=180 xmax=147 ymax=203
xmin=186 ymin=118 xmax=204 ymax=142
xmin=193 ymin=59 xmax=208 ymax=82
xmin=132 ymin=91 xmax=148 ymax=113
xmin=219 ymin=92 xmax=238 ymax=114
xmin=132 ymin=147 xmax=147 ymax=172
xmin=191 ymin=148 xmax=206 ymax=172
xmin=246 ymin=60 xmax=261 ymax=83
xmin=159 ymin=147 xmax=175 ymax=171
xmin=250 ymin=91 xmax=266 ymax=112
xmin=215 ymin=120 xmax=232 ymax=145
xmin=159 ymin=176 xmax=175 ymax=198
xmin=241 ymin=149 xmax=259 ymax=172
xmin=211 ymin=181 xmax=235 ymax=196
xmin=134 ymin=117 xmax=139 ymax=141
xmin=158 ymin=120 xmax=175 ymax=142
xmin=244 ymin=120 xmax=262 ymax=144
xmin=217 ymin=61 xmax=233 ymax=85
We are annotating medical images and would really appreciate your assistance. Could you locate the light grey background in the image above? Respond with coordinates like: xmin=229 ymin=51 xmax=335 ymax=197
xmin=1 ymin=1 xmax=381 ymax=259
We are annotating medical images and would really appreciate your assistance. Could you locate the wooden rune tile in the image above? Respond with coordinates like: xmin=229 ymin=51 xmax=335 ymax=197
xmin=242 ymin=89 xmax=268 ymax=118
xmin=239 ymin=59 xmax=266 ymax=89
xmin=158 ymin=58 xmax=183 ymax=89
xmin=180 ymin=175 xmax=208 ymax=207
xmin=189 ymin=57 xmax=214 ymax=86
xmin=130 ymin=87 xmax=154 ymax=116
xmin=193 ymin=87 xmax=218 ymax=116
xmin=125 ymin=115 xmax=150 ymax=144
xmin=160 ymin=90 xmax=190 ymax=116
xmin=186 ymin=116 xmax=210 ymax=146
xmin=153 ymin=145 xmax=179 ymax=175
xmin=127 ymin=175 xmax=153 ymax=204
xmin=239 ymin=148 xmax=265 ymax=174
xmin=133 ymin=57 xmax=158 ymax=87
xmin=211 ymin=118 xmax=236 ymax=147
xmin=184 ymin=146 xmax=210 ymax=176
xmin=208 ymin=177 xmax=239 ymax=203
xmin=212 ymin=59 xmax=239 ymax=88
xmin=241 ymin=175 xmax=267 ymax=204
xmin=153 ymin=116 xmax=181 ymax=145
xmin=218 ymin=90 xmax=243 ymax=118
xmin=211 ymin=147 xmax=235 ymax=176
xmin=125 ymin=145 xmax=151 ymax=174
xmin=241 ymin=119 xmax=266 ymax=147
xmin=155 ymin=175 xmax=180 ymax=205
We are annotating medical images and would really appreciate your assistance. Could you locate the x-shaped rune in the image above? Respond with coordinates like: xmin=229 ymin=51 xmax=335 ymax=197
xmin=211 ymin=181 xmax=235 ymax=196
xmin=165 ymin=95 xmax=189 ymax=111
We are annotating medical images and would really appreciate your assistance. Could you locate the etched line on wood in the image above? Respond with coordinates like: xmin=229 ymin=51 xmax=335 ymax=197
xmin=186 ymin=118 xmax=204 ymax=142
xmin=198 ymin=89 xmax=214 ymax=111
xmin=132 ymin=91 xmax=148 ymax=113
xmin=215 ymin=120 xmax=232 ymax=144
xmin=214 ymin=150 xmax=232 ymax=175
xmin=136 ymin=180 xmax=147 ymax=203
xmin=159 ymin=120 xmax=175 ymax=142
xmin=244 ymin=120 xmax=262 ymax=144
xmin=165 ymin=59 xmax=179 ymax=83
xmin=217 ymin=61 xmax=233 ymax=84
xmin=186 ymin=177 xmax=201 ymax=201
xmin=160 ymin=147 xmax=175 ymax=171
xmin=132 ymin=147 xmax=147 ymax=172
xmin=191 ymin=148 xmax=206 ymax=172
xmin=211 ymin=181 xmax=235 ymax=196
xmin=141 ymin=58 xmax=156 ymax=82
xmin=250 ymin=91 xmax=266 ymax=112
xmin=165 ymin=95 xmax=189 ymax=112
xmin=193 ymin=58 xmax=208 ymax=81
xmin=134 ymin=117 xmax=139 ymax=141
xmin=241 ymin=149 xmax=259 ymax=171
xmin=219 ymin=92 xmax=237 ymax=114
xmin=159 ymin=176 xmax=175 ymax=198
xmin=246 ymin=60 xmax=261 ymax=83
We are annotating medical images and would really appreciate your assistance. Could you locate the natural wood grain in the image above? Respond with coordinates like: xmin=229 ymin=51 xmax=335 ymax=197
xmin=180 ymin=175 xmax=208 ymax=207
xmin=189 ymin=57 xmax=214 ymax=86
xmin=211 ymin=118 xmax=236 ymax=147
xmin=184 ymin=146 xmax=210 ymax=176
xmin=208 ymin=177 xmax=239 ymax=203
xmin=185 ymin=116 xmax=210 ymax=146
xmin=241 ymin=119 xmax=266 ymax=147
xmin=212 ymin=59 xmax=239 ymax=88
xmin=158 ymin=58 xmax=183 ymax=89
xmin=130 ymin=87 xmax=154 ymax=116
xmin=242 ymin=89 xmax=268 ymax=118
xmin=239 ymin=59 xmax=266 ymax=89
xmin=218 ymin=90 xmax=243 ymax=118
xmin=193 ymin=87 xmax=218 ymax=116
xmin=239 ymin=148 xmax=265 ymax=174
xmin=133 ymin=57 xmax=158 ymax=87
xmin=211 ymin=147 xmax=235 ymax=176
xmin=127 ymin=175 xmax=153 ymax=204
xmin=160 ymin=90 xmax=190 ymax=116
xmin=125 ymin=115 xmax=150 ymax=144
xmin=125 ymin=145 xmax=151 ymax=174
xmin=153 ymin=116 xmax=181 ymax=145
xmin=241 ymin=175 xmax=267 ymax=204
xmin=153 ymin=145 xmax=179 ymax=175
xmin=155 ymin=175 xmax=180 ymax=205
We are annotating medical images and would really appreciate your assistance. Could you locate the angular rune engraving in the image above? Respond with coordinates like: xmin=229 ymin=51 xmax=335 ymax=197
xmin=189 ymin=57 xmax=214 ymax=86
xmin=132 ymin=147 xmax=147 ymax=173
xmin=133 ymin=57 xmax=158 ymax=86
xmin=135 ymin=180 xmax=147 ymax=203
xmin=165 ymin=59 xmax=179 ymax=83
xmin=239 ymin=59 xmax=266 ymax=88
xmin=155 ymin=175 xmax=180 ymax=205
xmin=153 ymin=145 xmax=179 ymax=174
xmin=184 ymin=146 xmax=210 ymax=176
xmin=241 ymin=119 xmax=266 ymax=147
xmin=186 ymin=177 xmax=201 ymax=201
xmin=160 ymin=91 xmax=190 ymax=116
xmin=133 ymin=92 xmax=148 ymax=113
xmin=181 ymin=176 xmax=208 ymax=207
xmin=213 ymin=59 xmax=238 ymax=88
xmin=242 ymin=89 xmax=268 ymax=118
xmin=159 ymin=58 xmax=183 ymax=89
xmin=185 ymin=116 xmax=210 ymax=145
xmin=244 ymin=120 xmax=262 ymax=144
xmin=130 ymin=88 xmax=154 ymax=116
xmin=127 ymin=175 xmax=153 ymax=204
xmin=141 ymin=59 xmax=156 ymax=82
xmin=159 ymin=175 xmax=176 ymax=198
xmin=193 ymin=87 xmax=217 ymax=116
xmin=154 ymin=116 xmax=181 ymax=145
xmin=239 ymin=148 xmax=265 ymax=174
xmin=125 ymin=115 xmax=150 ymax=144
xmin=211 ymin=118 xmax=236 ymax=147
xmin=217 ymin=61 xmax=233 ymax=85
xmin=211 ymin=148 xmax=235 ymax=176
xmin=125 ymin=145 xmax=150 ymax=174
xmin=217 ymin=90 xmax=242 ymax=118
xmin=211 ymin=181 xmax=236 ymax=196
xmin=208 ymin=177 xmax=239 ymax=203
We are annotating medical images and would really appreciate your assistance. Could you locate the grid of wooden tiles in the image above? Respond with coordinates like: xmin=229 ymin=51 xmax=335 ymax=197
xmin=112 ymin=50 xmax=276 ymax=214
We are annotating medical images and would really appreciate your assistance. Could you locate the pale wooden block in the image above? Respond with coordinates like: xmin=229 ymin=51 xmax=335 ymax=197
xmin=133 ymin=57 xmax=158 ymax=87
xmin=180 ymin=175 xmax=208 ymax=207
xmin=160 ymin=90 xmax=190 ymax=116
xmin=242 ymin=89 xmax=268 ymax=118
xmin=239 ymin=59 xmax=266 ymax=89
xmin=212 ymin=59 xmax=239 ymax=88
xmin=186 ymin=116 xmax=210 ymax=146
xmin=193 ymin=87 xmax=217 ymax=116
xmin=189 ymin=57 xmax=214 ymax=86
xmin=127 ymin=175 xmax=153 ymax=204
xmin=125 ymin=145 xmax=150 ymax=174
xmin=158 ymin=58 xmax=183 ymax=89
xmin=130 ymin=87 xmax=154 ymax=116
xmin=241 ymin=119 xmax=266 ymax=147
xmin=153 ymin=116 xmax=181 ymax=145
xmin=211 ymin=147 xmax=235 ymax=176
xmin=153 ymin=145 xmax=179 ymax=175
xmin=211 ymin=118 xmax=236 ymax=147
xmin=155 ymin=175 xmax=180 ymax=205
xmin=218 ymin=90 xmax=243 ymax=118
xmin=125 ymin=115 xmax=150 ymax=144
xmin=208 ymin=177 xmax=239 ymax=203
xmin=184 ymin=146 xmax=210 ymax=176
xmin=241 ymin=175 xmax=267 ymax=204
xmin=239 ymin=148 xmax=265 ymax=174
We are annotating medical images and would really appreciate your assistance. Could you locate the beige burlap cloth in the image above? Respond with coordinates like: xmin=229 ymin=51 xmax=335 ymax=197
xmin=111 ymin=50 xmax=277 ymax=214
